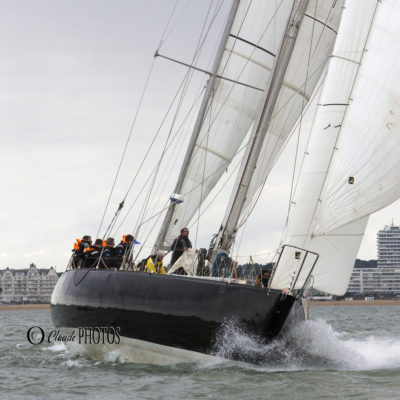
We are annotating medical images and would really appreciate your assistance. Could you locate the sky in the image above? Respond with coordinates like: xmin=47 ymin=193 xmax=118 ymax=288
xmin=1 ymin=0 xmax=399 ymax=272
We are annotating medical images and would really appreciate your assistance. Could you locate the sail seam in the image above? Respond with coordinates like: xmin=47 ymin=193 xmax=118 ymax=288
xmin=228 ymin=49 xmax=272 ymax=70
xmin=195 ymin=143 xmax=231 ymax=162
xmin=228 ymin=48 xmax=311 ymax=102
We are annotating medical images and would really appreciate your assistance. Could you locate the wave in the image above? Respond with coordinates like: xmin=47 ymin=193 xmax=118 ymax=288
xmin=40 ymin=318 xmax=400 ymax=371
xmin=213 ymin=317 xmax=400 ymax=371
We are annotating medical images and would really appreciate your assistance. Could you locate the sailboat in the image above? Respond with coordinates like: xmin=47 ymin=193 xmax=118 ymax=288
xmin=51 ymin=0 xmax=400 ymax=364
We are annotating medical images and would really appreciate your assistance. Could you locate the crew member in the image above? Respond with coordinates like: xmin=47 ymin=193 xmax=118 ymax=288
xmin=102 ymin=237 xmax=116 ymax=269
xmin=115 ymin=234 xmax=135 ymax=269
xmin=170 ymin=228 xmax=192 ymax=274
xmin=256 ymin=269 xmax=271 ymax=287
xmin=144 ymin=250 xmax=166 ymax=274
xmin=212 ymin=249 xmax=237 ymax=278
xmin=84 ymin=239 xmax=104 ymax=268
xmin=72 ymin=235 xmax=92 ymax=268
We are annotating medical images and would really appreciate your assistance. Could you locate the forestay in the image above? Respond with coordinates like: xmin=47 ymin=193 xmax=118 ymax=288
xmin=271 ymin=0 xmax=391 ymax=295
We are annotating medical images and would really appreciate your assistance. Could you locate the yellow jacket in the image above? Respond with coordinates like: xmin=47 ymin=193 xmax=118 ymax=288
xmin=144 ymin=257 xmax=166 ymax=274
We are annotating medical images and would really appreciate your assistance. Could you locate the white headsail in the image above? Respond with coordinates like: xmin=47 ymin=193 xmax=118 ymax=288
xmin=271 ymin=0 xmax=400 ymax=295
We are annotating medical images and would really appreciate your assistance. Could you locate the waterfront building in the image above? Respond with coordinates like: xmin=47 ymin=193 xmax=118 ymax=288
xmin=346 ymin=224 xmax=400 ymax=296
xmin=0 ymin=264 xmax=59 ymax=303
xmin=347 ymin=267 xmax=400 ymax=296
xmin=377 ymin=224 xmax=400 ymax=268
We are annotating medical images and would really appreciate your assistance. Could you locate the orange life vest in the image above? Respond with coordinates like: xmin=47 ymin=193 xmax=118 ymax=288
xmin=73 ymin=238 xmax=82 ymax=251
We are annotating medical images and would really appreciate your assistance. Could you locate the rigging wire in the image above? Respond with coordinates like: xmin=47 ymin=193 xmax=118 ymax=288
xmin=95 ymin=0 xmax=183 ymax=239
xmin=234 ymin=0 xmax=339 ymax=231
xmin=188 ymin=148 xmax=242 ymax=229
xmin=109 ymin=0 xmax=288 ymax=252
xmin=132 ymin=136 xmax=249 ymax=254
xmin=283 ymin=0 xmax=319 ymax=235
xmin=236 ymin=70 xmax=327 ymax=231
xmin=112 ymin=86 xmax=206 ymax=236
xmin=117 ymin=1 xmax=224 ymax=241
xmin=122 ymin=1 xmax=227 ymax=245
xmin=158 ymin=0 xmax=193 ymax=49
xmin=157 ymin=0 xmax=181 ymax=49
xmin=96 ymin=56 xmax=157 ymax=239
xmin=296 ymin=0 xmax=381 ymax=249
xmin=194 ymin=70 xmax=214 ymax=249
xmin=176 ymin=0 xmax=292 ymax=235
xmin=128 ymin=0 xmax=226 ymax=252
xmin=114 ymin=3 xmax=230 ymax=260
xmin=232 ymin=1 xmax=342 ymax=271
xmin=140 ymin=0 xmax=227 ymax=237
xmin=236 ymin=29 xmax=339 ymax=231
xmin=140 ymin=0 xmax=313 ymax=263
xmin=163 ymin=0 xmax=287 ymax=245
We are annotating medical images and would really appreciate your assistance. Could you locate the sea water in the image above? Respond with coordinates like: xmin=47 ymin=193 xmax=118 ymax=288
xmin=1 ymin=306 xmax=399 ymax=400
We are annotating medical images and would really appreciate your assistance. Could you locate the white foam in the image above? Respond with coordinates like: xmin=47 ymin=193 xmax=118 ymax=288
xmin=346 ymin=336 xmax=400 ymax=370
xmin=43 ymin=320 xmax=400 ymax=371
xmin=292 ymin=319 xmax=400 ymax=370
xmin=212 ymin=318 xmax=400 ymax=371
xmin=45 ymin=342 xmax=68 ymax=353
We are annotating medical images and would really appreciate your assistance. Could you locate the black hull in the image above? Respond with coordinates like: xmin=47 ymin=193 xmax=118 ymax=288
xmin=51 ymin=269 xmax=301 ymax=358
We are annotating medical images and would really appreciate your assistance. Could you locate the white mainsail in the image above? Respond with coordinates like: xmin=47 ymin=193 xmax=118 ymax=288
xmin=163 ymin=0 xmax=345 ymax=248
xmin=271 ymin=0 xmax=400 ymax=295
xmin=161 ymin=0 xmax=296 ymax=247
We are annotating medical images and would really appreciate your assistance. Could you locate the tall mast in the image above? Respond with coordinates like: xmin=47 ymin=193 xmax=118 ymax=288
xmin=213 ymin=0 xmax=310 ymax=256
xmin=153 ymin=0 xmax=241 ymax=252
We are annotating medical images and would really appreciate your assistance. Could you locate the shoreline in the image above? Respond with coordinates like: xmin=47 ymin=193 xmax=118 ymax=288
xmin=1 ymin=300 xmax=400 ymax=310
xmin=310 ymin=299 xmax=400 ymax=306
xmin=0 ymin=304 xmax=50 ymax=310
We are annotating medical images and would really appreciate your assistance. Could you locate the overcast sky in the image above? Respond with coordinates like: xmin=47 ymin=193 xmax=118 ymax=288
xmin=1 ymin=0 xmax=399 ymax=271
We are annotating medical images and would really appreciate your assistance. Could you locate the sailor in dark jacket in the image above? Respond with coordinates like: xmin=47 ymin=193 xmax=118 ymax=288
xmin=170 ymin=228 xmax=192 ymax=274
xmin=83 ymin=239 xmax=104 ymax=268
xmin=102 ymin=237 xmax=116 ymax=269
xmin=72 ymin=235 xmax=92 ymax=268
xmin=114 ymin=234 xmax=135 ymax=269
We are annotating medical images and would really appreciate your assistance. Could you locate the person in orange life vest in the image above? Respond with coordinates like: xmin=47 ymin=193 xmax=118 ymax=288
xmin=72 ymin=235 xmax=92 ymax=268
xmin=102 ymin=237 xmax=116 ymax=269
xmin=83 ymin=239 xmax=103 ymax=268
xmin=115 ymin=234 xmax=137 ymax=268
